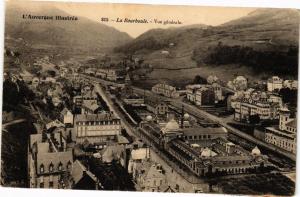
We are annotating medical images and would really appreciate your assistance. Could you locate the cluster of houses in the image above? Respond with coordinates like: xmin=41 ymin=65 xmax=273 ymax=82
xmin=84 ymin=67 xmax=127 ymax=82
xmin=230 ymin=76 xmax=298 ymax=155
xmin=149 ymin=74 xmax=297 ymax=156
xmin=26 ymin=71 xmax=180 ymax=191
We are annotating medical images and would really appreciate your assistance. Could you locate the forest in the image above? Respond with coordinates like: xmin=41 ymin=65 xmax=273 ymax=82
xmin=193 ymin=44 xmax=298 ymax=77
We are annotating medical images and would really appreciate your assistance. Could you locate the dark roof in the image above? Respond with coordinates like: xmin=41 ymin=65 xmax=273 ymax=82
xmin=72 ymin=160 xmax=97 ymax=185
xmin=286 ymin=119 xmax=297 ymax=129
xmin=74 ymin=113 xmax=119 ymax=122
xmin=182 ymin=126 xmax=227 ymax=136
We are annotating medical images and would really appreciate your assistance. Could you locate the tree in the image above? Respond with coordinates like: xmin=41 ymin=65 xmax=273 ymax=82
xmin=193 ymin=75 xmax=207 ymax=84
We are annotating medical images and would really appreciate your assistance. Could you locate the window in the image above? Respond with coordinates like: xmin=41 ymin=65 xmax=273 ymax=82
xmin=49 ymin=163 xmax=54 ymax=172
xmin=40 ymin=183 xmax=44 ymax=188
xmin=40 ymin=176 xmax=44 ymax=188
xmin=67 ymin=161 xmax=72 ymax=170
xmin=49 ymin=175 xmax=53 ymax=188
xmin=40 ymin=164 xmax=44 ymax=173
xmin=58 ymin=162 xmax=63 ymax=171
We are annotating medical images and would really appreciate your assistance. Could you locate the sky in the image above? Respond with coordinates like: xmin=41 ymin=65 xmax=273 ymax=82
xmin=55 ymin=2 xmax=255 ymax=37
xmin=5 ymin=0 xmax=255 ymax=38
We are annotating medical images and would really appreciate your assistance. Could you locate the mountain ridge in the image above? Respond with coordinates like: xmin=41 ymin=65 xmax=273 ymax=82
xmin=113 ymin=8 xmax=299 ymax=83
xmin=5 ymin=3 xmax=133 ymax=53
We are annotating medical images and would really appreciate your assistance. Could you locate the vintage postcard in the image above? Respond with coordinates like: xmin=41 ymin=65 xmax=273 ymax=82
xmin=1 ymin=0 xmax=299 ymax=196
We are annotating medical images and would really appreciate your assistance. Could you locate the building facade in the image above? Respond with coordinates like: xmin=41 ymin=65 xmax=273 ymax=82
xmin=232 ymin=90 xmax=282 ymax=122
xmin=152 ymin=83 xmax=179 ymax=98
xmin=74 ymin=113 xmax=121 ymax=144
xmin=265 ymin=107 xmax=297 ymax=154
xmin=267 ymin=76 xmax=283 ymax=92
xmin=28 ymin=132 xmax=73 ymax=189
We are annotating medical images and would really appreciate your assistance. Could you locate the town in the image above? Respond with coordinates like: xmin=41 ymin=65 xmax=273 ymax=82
xmin=2 ymin=51 xmax=296 ymax=195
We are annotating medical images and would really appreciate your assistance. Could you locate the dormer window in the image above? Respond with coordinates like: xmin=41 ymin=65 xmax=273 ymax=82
xmin=67 ymin=161 xmax=72 ymax=170
xmin=49 ymin=163 xmax=54 ymax=172
xmin=40 ymin=164 xmax=44 ymax=173
xmin=58 ymin=162 xmax=63 ymax=171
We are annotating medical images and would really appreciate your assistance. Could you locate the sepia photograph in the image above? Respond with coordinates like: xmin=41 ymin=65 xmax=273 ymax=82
xmin=0 ymin=0 xmax=299 ymax=196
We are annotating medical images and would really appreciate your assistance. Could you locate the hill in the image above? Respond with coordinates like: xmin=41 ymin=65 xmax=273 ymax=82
xmin=114 ymin=8 xmax=299 ymax=84
xmin=5 ymin=2 xmax=132 ymax=53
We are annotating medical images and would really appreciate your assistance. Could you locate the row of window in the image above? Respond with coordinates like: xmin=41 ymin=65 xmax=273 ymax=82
xmin=184 ymin=135 xmax=212 ymax=140
xmin=40 ymin=161 xmax=72 ymax=173
xmin=77 ymin=120 xmax=120 ymax=126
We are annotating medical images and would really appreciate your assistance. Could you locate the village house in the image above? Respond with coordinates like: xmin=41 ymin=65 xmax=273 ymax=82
xmin=81 ymin=100 xmax=102 ymax=114
xmin=128 ymin=141 xmax=151 ymax=175
xmin=100 ymin=144 xmax=127 ymax=167
xmin=45 ymin=119 xmax=65 ymax=131
xmin=60 ymin=108 xmax=74 ymax=126
xmin=133 ymin=161 xmax=168 ymax=192
xmin=71 ymin=160 xmax=102 ymax=190
xmin=28 ymin=132 xmax=73 ymax=189
xmin=146 ymin=100 xmax=169 ymax=116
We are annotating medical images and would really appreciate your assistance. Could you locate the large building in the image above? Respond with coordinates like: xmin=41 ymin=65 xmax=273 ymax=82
xmin=232 ymin=90 xmax=282 ymax=122
xmin=152 ymin=83 xmax=180 ymax=98
xmin=95 ymin=68 xmax=126 ymax=81
xmin=186 ymin=83 xmax=223 ymax=105
xmin=267 ymin=76 xmax=298 ymax=92
xmin=267 ymin=76 xmax=283 ymax=92
xmin=74 ymin=112 xmax=121 ymax=144
xmin=138 ymin=118 xmax=268 ymax=178
xmin=28 ymin=132 xmax=73 ymax=189
xmin=186 ymin=85 xmax=215 ymax=106
xmin=265 ymin=106 xmax=297 ymax=154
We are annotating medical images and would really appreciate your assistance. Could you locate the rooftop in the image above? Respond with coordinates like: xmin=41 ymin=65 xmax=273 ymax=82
xmin=74 ymin=112 xmax=119 ymax=122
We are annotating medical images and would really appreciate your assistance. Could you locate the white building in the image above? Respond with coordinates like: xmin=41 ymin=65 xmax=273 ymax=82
xmin=74 ymin=112 xmax=121 ymax=144
xmin=232 ymin=91 xmax=281 ymax=122
xmin=186 ymin=84 xmax=217 ymax=106
xmin=265 ymin=106 xmax=297 ymax=154
xmin=152 ymin=83 xmax=179 ymax=98
xmin=267 ymin=76 xmax=283 ymax=92
xmin=283 ymin=80 xmax=298 ymax=89
xmin=60 ymin=108 xmax=74 ymax=125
